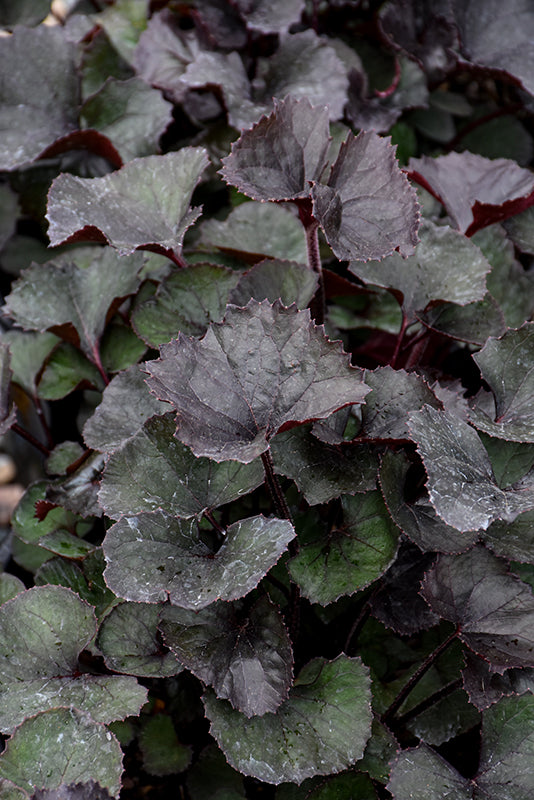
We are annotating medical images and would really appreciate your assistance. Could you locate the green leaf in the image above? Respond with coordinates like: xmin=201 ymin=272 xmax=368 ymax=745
xmin=35 ymin=551 xmax=117 ymax=620
xmin=220 ymin=96 xmax=331 ymax=202
xmin=103 ymin=512 xmax=295 ymax=609
xmin=418 ymin=294 xmax=506 ymax=346
xmin=46 ymin=150 xmax=209 ymax=258
xmin=421 ymin=546 xmax=534 ymax=671
xmin=4 ymin=328 xmax=60 ymax=397
xmin=349 ymin=219 xmax=490 ymax=321
xmin=38 ymin=344 xmax=102 ymax=401
xmin=98 ymin=413 xmax=264 ymax=519
xmin=387 ymin=743 xmax=473 ymax=800
xmin=204 ymin=655 xmax=372 ymax=784
xmin=81 ymin=77 xmax=173 ymax=162
xmin=0 ymin=575 xmax=25 ymax=604
xmin=199 ymin=202 xmax=308 ymax=264
xmin=469 ymin=323 xmax=534 ymax=442
xmin=270 ymin=426 xmax=379 ymax=505
xmin=311 ymin=130 xmax=419 ymax=261
xmin=145 ymin=300 xmax=369 ymax=463
xmin=82 ymin=364 xmax=168 ymax=454
xmin=138 ymin=714 xmax=192 ymax=776
xmin=0 ymin=709 xmax=123 ymax=798
xmin=132 ymin=263 xmax=240 ymax=347
xmin=229 ymin=259 xmax=317 ymax=309
xmin=0 ymin=0 xmax=51 ymax=27
xmin=409 ymin=406 xmax=534 ymax=531
xmin=0 ymin=343 xmax=16 ymax=435
xmin=97 ymin=602 xmax=183 ymax=678
xmin=5 ymin=249 xmax=145 ymax=361
xmin=0 ymin=586 xmax=146 ymax=733
xmin=96 ymin=0 xmax=148 ymax=64
xmin=485 ymin=511 xmax=534 ymax=563
xmin=0 ymin=26 xmax=79 ymax=169
xmin=504 ymin=206 xmax=534 ymax=255
xmin=187 ymin=744 xmax=246 ymax=800
xmin=160 ymin=596 xmax=293 ymax=716
xmin=288 ymin=492 xmax=399 ymax=605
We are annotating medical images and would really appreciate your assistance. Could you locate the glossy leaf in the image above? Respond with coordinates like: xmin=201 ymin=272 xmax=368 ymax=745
xmin=132 ymin=263 xmax=239 ymax=347
xmin=103 ymin=512 xmax=295 ymax=609
xmin=288 ymin=492 xmax=399 ymax=605
xmin=469 ymin=324 xmax=534 ymax=442
xmin=160 ymin=595 xmax=293 ymax=716
xmin=409 ymin=406 xmax=534 ymax=531
xmin=204 ymin=655 xmax=372 ymax=784
xmin=5 ymin=250 xmax=145 ymax=361
xmin=270 ymin=426 xmax=379 ymax=505
xmin=98 ymin=413 xmax=264 ymax=520
xmin=0 ymin=26 xmax=79 ymax=170
xmin=349 ymin=219 xmax=490 ymax=320
xmin=83 ymin=364 xmax=168 ymax=454
xmin=220 ymin=96 xmax=331 ymax=202
xmin=47 ymin=150 xmax=209 ymax=257
xmin=421 ymin=546 xmax=534 ymax=671
xmin=311 ymin=130 xmax=419 ymax=261
xmin=0 ymin=709 xmax=123 ymax=798
xmin=408 ymin=150 xmax=534 ymax=235
xmin=97 ymin=602 xmax=183 ymax=678
xmin=145 ymin=300 xmax=369 ymax=463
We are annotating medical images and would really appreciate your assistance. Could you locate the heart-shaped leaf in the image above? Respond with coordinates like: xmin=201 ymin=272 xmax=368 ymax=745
xmin=288 ymin=492 xmax=399 ymax=605
xmin=5 ymin=249 xmax=145 ymax=361
xmin=0 ymin=26 xmax=79 ymax=170
xmin=311 ymin=130 xmax=419 ymax=261
xmin=204 ymin=655 xmax=372 ymax=784
xmin=0 ymin=709 xmax=123 ymax=798
xmin=349 ymin=219 xmax=490 ymax=321
xmin=47 ymin=150 xmax=209 ymax=259
xmin=82 ymin=364 xmax=169 ymax=454
xmin=421 ymin=546 xmax=534 ymax=671
xmin=409 ymin=406 xmax=534 ymax=531
xmin=469 ymin=323 xmax=534 ymax=442
xmin=98 ymin=413 xmax=264 ymax=520
xmin=270 ymin=425 xmax=379 ymax=505
xmin=160 ymin=595 xmax=293 ymax=716
xmin=0 ymin=586 xmax=147 ymax=733
xmin=97 ymin=602 xmax=183 ymax=678
xmin=103 ymin=512 xmax=295 ymax=609
xmin=145 ymin=300 xmax=369 ymax=463
xmin=408 ymin=151 xmax=534 ymax=235
xmin=220 ymin=96 xmax=331 ymax=202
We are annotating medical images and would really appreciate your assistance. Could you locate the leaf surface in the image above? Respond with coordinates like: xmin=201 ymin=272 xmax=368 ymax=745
xmin=409 ymin=406 xmax=534 ymax=531
xmin=288 ymin=492 xmax=399 ymax=605
xmin=421 ymin=546 xmax=534 ymax=671
xmin=47 ymin=150 xmax=209 ymax=257
xmin=311 ymin=130 xmax=419 ymax=261
xmin=229 ymin=260 xmax=317 ymax=310
xmin=0 ymin=709 xmax=123 ymax=798
xmin=145 ymin=300 xmax=369 ymax=463
xmin=204 ymin=655 xmax=372 ymax=784
xmin=103 ymin=512 xmax=295 ymax=609
xmin=235 ymin=0 xmax=305 ymax=33
xmin=98 ymin=413 xmax=264 ymax=520
xmin=160 ymin=596 xmax=293 ymax=716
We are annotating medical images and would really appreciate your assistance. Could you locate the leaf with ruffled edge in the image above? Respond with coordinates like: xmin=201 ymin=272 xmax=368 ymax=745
xmin=145 ymin=300 xmax=369 ymax=463
xmin=160 ymin=595 xmax=293 ymax=716
xmin=103 ymin=511 xmax=295 ymax=609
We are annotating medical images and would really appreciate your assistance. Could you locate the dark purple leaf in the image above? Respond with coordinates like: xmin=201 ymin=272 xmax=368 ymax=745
xmin=409 ymin=406 xmax=534 ymax=532
xmin=0 ymin=343 xmax=16 ymax=436
xmin=380 ymin=451 xmax=480 ymax=554
xmin=408 ymin=151 xmax=534 ymax=235
xmin=0 ymin=26 xmax=79 ymax=170
xmin=103 ymin=512 xmax=295 ymax=609
xmin=270 ymin=425 xmax=379 ymax=505
xmin=288 ymin=491 xmax=399 ymax=605
xmin=0 ymin=0 xmax=52 ymax=28
xmin=220 ymin=96 xmax=331 ymax=202
xmin=504 ymin=206 xmax=534 ymax=255
xmin=369 ymin=541 xmax=440 ymax=634
xmin=203 ymin=655 xmax=372 ymax=784
xmin=421 ymin=546 xmax=534 ymax=671
xmin=312 ymin=131 xmax=419 ymax=261
xmin=46 ymin=150 xmax=209 ymax=259
xmin=387 ymin=743 xmax=473 ymax=800
xmin=229 ymin=260 xmax=318 ymax=310
xmin=485 ymin=511 xmax=534 ymax=564
xmin=145 ymin=300 xmax=369 ymax=463
xmin=43 ymin=452 xmax=105 ymax=519
xmin=97 ymin=601 xmax=183 ymax=678
xmin=234 ymin=0 xmax=305 ymax=33
xmin=349 ymin=219 xmax=490 ymax=321
xmin=190 ymin=0 xmax=247 ymax=50
xmin=98 ymin=413 xmax=264 ymax=520
xmin=418 ymin=294 xmax=506 ymax=346
xmin=378 ymin=0 xmax=458 ymax=82
xmin=0 ymin=184 xmax=18 ymax=249
xmin=160 ymin=596 xmax=293 ymax=716
xmin=462 ymin=650 xmax=534 ymax=711
xmin=32 ymin=781 xmax=113 ymax=800
xmin=453 ymin=0 xmax=534 ymax=97
xmin=469 ymin=324 xmax=534 ymax=443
